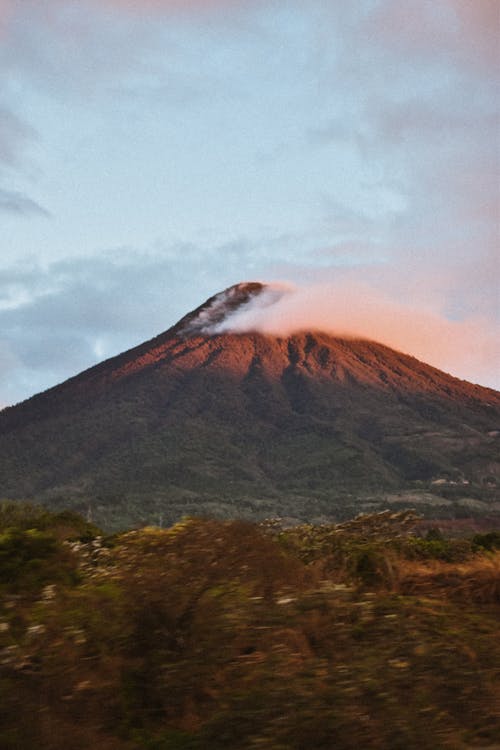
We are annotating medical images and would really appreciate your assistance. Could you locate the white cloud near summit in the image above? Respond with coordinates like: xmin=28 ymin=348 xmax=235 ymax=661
xmin=218 ymin=279 xmax=500 ymax=390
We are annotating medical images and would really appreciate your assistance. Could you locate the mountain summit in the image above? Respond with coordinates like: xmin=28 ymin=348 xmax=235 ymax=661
xmin=175 ymin=281 xmax=267 ymax=335
xmin=1 ymin=282 xmax=499 ymax=529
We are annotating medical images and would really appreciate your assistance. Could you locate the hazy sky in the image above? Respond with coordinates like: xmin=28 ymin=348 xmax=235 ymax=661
xmin=1 ymin=0 xmax=499 ymax=406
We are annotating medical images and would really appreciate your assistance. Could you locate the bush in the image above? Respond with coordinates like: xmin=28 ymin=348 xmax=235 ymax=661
xmin=0 ymin=500 xmax=100 ymax=541
xmin=472 ymin=530 xmax=500 ymax=552
xmin=0 ymin=527 xmax=78 ymax=591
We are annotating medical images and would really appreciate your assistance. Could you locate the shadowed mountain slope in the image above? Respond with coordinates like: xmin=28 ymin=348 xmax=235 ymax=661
xmin=1 ymin=283 xmax=499 ymax=529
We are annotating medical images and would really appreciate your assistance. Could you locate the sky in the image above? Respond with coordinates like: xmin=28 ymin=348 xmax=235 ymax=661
xmin=0 ymin=0 xmax=499 ymax=406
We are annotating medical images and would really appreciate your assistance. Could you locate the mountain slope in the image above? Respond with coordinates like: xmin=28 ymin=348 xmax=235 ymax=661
xmin=1 ymin=282 xmax=499 ymax=529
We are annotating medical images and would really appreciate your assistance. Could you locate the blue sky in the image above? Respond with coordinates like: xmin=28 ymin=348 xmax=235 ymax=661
xmin=0 ymin=0 xmax=499 ymax=405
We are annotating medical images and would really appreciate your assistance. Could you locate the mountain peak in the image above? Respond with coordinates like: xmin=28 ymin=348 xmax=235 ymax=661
xmin=175 ymin=281 xmax=266 ymax=337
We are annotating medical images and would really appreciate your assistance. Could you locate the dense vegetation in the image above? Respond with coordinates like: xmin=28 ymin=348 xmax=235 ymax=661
xmin=1 ymin=502 xmax=499 ymax=749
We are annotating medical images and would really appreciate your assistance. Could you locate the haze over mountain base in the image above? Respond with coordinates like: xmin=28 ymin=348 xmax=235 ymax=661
xmin=1 ymin=283 xmax=499 ymax=530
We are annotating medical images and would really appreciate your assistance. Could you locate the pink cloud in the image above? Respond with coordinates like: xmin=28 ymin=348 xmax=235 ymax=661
xmin=0 ymin=0 xmax=15 ymax=36
xmin=363 ymin=0 xmax=499 ymax=72
xmin=103 ymin=0 xmax=249 ymax=7
xmin=450 ymin=0 xmax=499 ymax=68
xmin=219 ymin=280 xmax=500 ymax=389
xmin=56 ymin=0 xmax=257 ymax=18
xmin=0 ymin=0 xmax=257 ymax=42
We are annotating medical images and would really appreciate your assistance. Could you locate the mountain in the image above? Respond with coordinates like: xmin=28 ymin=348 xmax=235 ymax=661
xmin=1 ymin=282 xmax=499 ymax=530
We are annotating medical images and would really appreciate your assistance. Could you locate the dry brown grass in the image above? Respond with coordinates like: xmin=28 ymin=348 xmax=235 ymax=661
xmin=397 ymin=551 xmax=500 ymax=604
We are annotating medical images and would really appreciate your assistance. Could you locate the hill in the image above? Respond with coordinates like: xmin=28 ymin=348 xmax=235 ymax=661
xmin=1 ymin=282 xmax=499 ymax=529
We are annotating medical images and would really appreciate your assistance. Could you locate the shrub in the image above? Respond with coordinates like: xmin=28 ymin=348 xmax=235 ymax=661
xmin=0 ymin=500 xmax=100 ymax=540
xmin=472 ymin=530 xmax=500 ymax=552
xmin=0 ymin=527 xmax=78 ymax=591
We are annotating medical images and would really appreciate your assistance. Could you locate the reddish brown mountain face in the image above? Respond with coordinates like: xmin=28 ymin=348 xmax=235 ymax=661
xmin=1 ymin=283 xmax=499 ymax=530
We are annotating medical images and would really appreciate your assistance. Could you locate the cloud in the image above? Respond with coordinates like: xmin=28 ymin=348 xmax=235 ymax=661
xmin=0 ymin=106 xmax=35 ymax=165
xmin=0 ymin=0 xmax=250 ymax=116
xmin=0 ymin=243 xmax=264 ymax=405
xmin=0 ymin=188 xmax=50 ymax=216
xmin=218 ymin=280 xmax=500 ymax=389
xmin=94 ymin=0 xmax=258 ymax=12
xmin=0 ymin=106 xmax=48 ymax=218
xmin=308 ymin=0 xmax=498 ymax=290
xmin=360 ymin=0 xmax=499 ymax=72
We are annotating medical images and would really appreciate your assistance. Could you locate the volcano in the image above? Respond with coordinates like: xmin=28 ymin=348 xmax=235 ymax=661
xmin=1 ymin=282 xmax=499 ymax=530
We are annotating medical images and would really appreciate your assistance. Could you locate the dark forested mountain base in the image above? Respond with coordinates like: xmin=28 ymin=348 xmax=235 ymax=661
xmin=1 ymin=283 xmax=499 ymax=530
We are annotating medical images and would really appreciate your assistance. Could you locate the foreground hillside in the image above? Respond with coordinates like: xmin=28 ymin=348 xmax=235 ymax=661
xmin=1 ymin=284 xmax=499 ymax=530
xmin=1 ymin=503 xmax=499 ymax=749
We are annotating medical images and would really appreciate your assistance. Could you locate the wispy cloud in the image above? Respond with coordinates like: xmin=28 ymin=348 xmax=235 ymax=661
xmin=95 ymin=0 xmax=259 ymax=12
xmin=361 ymin=0 xmax=499 ymax=72
xmin=0 ymin=245 xmax=259 ymax=405
xmin=0 ymin=188 xmax=50 ymax=216
xmin=0 ymin=106 xmax=47 ymax=218
xmin=0 ymin=106 xmax=35 ymax=165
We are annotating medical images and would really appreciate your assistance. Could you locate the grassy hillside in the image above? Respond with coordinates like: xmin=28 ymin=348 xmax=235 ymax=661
xmin=1 ymin=502 xmax=499 ymax=749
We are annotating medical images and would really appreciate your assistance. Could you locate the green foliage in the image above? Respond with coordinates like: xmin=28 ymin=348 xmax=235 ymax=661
xmin=0 ymin=500 xmax=100 ymax=540
xmin=0 ymin=527 xmax=78 ymax=591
